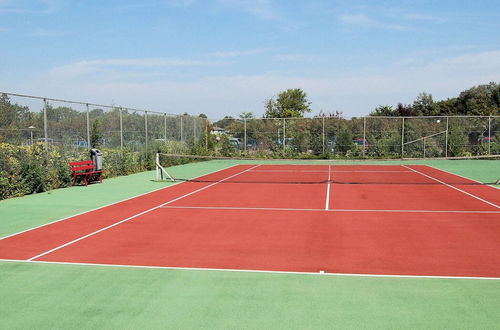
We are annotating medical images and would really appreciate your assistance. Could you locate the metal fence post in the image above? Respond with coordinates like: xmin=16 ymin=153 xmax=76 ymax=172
xmin=205 ymin=119 xmax=208 ymax=150
xmin=445 ymin=116 xmax=449 ymax=158
xmin=86 ymin=103 xmax=91 ymax=150
xmin=119 ymin=107 xmax=123 ymax=155
xmin=283 ymin=118 xmax=286 ymax=151
xmin=401 ymin=117 xmax=405 ymax=158
xmin=43 ymin=98 xmax=49 ymax=155
xmin=423 ymin=138 xmax=426 ymax=158
xmin=322 ymin=116 xmax=325 ymax=154
xmin=164 ymin=113 xmax=167 ymax=146
xmin=244 ymin=118 xmax=247 ymax=153
xmin=363 ymin=116 xmax=366 ymax=155
xmin=145 ymin=111 xmax=148 ymax=151
xmin=193 ymin=116 xmax=196 ymax=143
xmin=488 ymin=116 xmax=492 ymax=155
xmin=180 ymin=115 xmax=184 ymax=142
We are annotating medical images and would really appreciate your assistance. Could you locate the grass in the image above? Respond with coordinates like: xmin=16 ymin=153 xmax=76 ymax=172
xmin=1 ymin=159 xmax=499 ymax=328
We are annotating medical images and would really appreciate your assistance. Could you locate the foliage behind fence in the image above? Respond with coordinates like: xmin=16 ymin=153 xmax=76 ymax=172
xmin=1 ymin=92 xmax=500 ymax=199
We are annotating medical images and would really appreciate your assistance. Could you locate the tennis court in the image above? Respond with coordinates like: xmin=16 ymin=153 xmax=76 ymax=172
xmin=1 ymin=163 xmax=499 ymax=279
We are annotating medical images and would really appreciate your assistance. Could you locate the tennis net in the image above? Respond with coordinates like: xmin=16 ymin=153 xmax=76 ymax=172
xmin=155 ymin=152 xmax=500 ymax=186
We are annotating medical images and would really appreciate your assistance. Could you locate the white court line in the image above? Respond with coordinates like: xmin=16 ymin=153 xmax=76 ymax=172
xmin=160 ymin=205 xmax=500 ymax=214
xmin=424 ymin=165 xmax=500 ymax=190
xmin=26 ymin=164 xmax=261 ymax=262
xmin=250 ymin=169 xmax=412 ymax=173
xmin=325 ymin=165 xmax=331 ymax=210
xmin=1 ymin=259 xmax=499 ymax=281
xmin=403 ymin=165 xmax=499 ymax=209
xmin=251 ymin=169 xmax=328 ymax=173
xmin=0 ymin=164 xmax=242 ymax=241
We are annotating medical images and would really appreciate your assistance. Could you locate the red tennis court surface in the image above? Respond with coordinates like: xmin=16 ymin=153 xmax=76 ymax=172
xmin=1 ymin=164 xmax=499 ymax=278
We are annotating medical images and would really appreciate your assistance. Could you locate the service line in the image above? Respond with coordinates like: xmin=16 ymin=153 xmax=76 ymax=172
xmin=27 ymin=164 xmax=261 ymax=262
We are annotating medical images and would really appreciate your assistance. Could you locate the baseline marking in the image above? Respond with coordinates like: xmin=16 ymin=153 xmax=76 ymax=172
xmin=249 ymin=169 xmax=412 ymax=173
xmin=0 ymin=164 xmax=240 ymax=241
xmin=403 ymin=165 xmax=499 ymax=209
xmin=325 ymin=165 xmax=331 ymax=210
xmin=159 ymin=205 xmax=500 ymax=214
xmin=26 ymin=164 xmax=261 ymax=262
xmin=2 ymin=259 xmax=499 ymax=281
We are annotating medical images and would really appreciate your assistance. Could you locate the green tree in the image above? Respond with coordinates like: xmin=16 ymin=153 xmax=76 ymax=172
xmin=264 ymin=89 xmax=312 ymax=118
xmin=435 ymin=98 xmax=459 ymax=115
xmin=447 ymin=127 xmax=467 ymax=157
xmin=335 ymin=126 xmax=353 ymax=153
xmin=456 ymin=82 xmax=500 ymax=116
xmin=413 ymin=92 xmax=438 ymax=116
xmin=0 ymin=93 xmax=31 ymax=127
xmin=90 ymin=119 xmax=102 ymax=148
xmin=370 ymin=105 xmax=395 ymax=116
xmin=239 ymin=112 xmax=254 ymax=119
xmin=213 ymin=116 xmax=234 ymax=128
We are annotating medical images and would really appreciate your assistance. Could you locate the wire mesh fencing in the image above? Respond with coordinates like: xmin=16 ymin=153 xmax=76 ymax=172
xmin=1 ymin=92 xmax=499 ymax=160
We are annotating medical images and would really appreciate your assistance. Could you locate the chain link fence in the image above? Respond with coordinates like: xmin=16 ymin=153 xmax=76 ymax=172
xmin=209 ymin=115 xmax=500 ymax=158
xmin=1 ymin=92 xmax=499 ymax=159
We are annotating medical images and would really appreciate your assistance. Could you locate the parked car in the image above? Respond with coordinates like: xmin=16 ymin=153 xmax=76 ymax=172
xmin=354 ymin=138 xmax=369 ymax=150
xmin=37 ymin=138 xmax=60 ymax=146
xmin=229 ymin=138 xmax=241 ymax=150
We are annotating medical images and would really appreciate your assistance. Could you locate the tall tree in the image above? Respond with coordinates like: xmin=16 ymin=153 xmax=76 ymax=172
xmin=456 ymin=82 xmax=500 ymax=116
xmin=239 ymin=112 xmax=254 ymax=119
xmin=264 ymin=88 xmax=312 ymax=118
xmin=335 ymin=127 xmax=354 ymax=153
xmin=369 ymin=105 xmax=395 ymax=116
xmin=90 ymin=119 xmax=102 ymax=148
xmin=413 ymin=92 xmax=438 ymax=116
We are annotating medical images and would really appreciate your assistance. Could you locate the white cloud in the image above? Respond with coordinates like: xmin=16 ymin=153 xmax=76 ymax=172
xmin=49 ymin=57 xmax=226 ymax=77
xmin=9 ymin=50 xmax=500 ymax=118
xmin=0 ymin=0 xmax=62 ymax=14
xmin=208 ymin=48 xmax=270 ymax=58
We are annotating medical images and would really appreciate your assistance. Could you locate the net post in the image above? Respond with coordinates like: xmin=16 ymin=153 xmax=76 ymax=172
xmin=155 ymin=152 xmax=175 ymax=182
xmin=156 ymin=152 xmax=160 ymax=181
xmin=401 ymin=117 xmax=405 ymax=158
xmin=244 ymin=118 xmax=247 ymax=153
xmin=445 ymin=116 xmax=449 ymax=158
xmin=86 ymin=103 xmax=91 ymax=151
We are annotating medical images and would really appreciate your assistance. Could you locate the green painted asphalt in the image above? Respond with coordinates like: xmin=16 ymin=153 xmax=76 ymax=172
xmin=0 ymin=159 xmax=499 ymax=328
xmin=1 ymin=262 xmax=499 ymax=329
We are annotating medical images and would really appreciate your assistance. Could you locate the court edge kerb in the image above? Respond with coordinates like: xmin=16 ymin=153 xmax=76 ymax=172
xmin=1 ymin=259 xmax=499 ymax=281
xmin=0 ymin=164 xmax=241 ymax=240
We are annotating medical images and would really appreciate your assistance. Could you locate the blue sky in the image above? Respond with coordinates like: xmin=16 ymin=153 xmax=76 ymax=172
xmin=1 ymin=0 xmax=499 ymax=118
